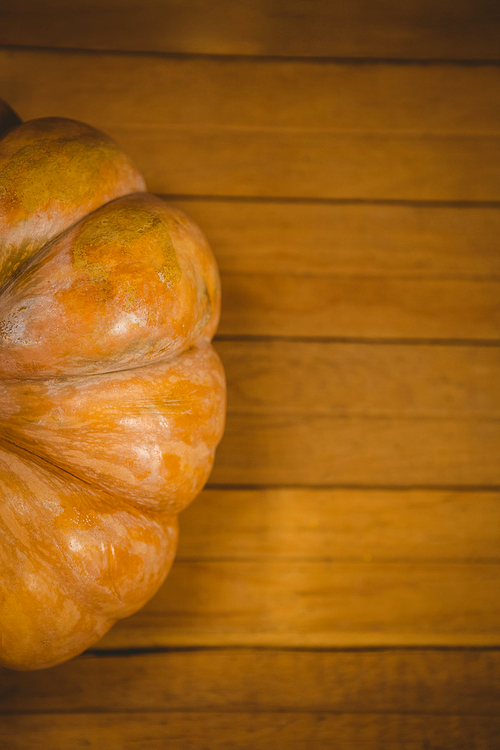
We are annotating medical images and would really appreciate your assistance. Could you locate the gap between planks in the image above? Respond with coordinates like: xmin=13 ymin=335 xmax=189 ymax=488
xmin=2 ymin=45 xmax=500 ymax=67
xmin=95 ymin=632 xmax=500 ymax=650
xmin=215 ymin=335 xmax=500 ymax=346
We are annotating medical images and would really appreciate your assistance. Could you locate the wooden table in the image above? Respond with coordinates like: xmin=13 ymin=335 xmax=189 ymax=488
xmin=0 ymin=2 xmax=499 ymax=747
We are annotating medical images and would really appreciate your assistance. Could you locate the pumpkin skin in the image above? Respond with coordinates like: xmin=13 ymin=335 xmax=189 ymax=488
xmin=0 ymin=105 xmax=225 ymax=670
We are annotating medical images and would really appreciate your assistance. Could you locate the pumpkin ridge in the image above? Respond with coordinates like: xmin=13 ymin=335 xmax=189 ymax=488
xmin=0 ymin=343 xmax=226 ymax=513
xmin=0 ymin=431 xmax=178 ymax=520
xmin=0 ymin=117 xmax=146 ymax=286
xmin=0 ymin=433 xmax=101 ymax=491
xmin=0 ymin=443 xmax=178 ymax=670
xmin=0 ymin=193 xmax=220 ymax=378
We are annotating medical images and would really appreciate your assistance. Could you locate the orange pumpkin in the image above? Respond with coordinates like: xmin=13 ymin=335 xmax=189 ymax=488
xmin=0 ymin=100 xmax=226 ymax=670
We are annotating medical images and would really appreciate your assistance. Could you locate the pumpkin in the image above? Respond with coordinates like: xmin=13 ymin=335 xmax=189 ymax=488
xmin=0 ymin=100 xmax=226 ymax=670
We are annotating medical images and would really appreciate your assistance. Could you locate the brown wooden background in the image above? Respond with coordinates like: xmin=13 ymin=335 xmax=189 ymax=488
xmin=0 ymin=1 xmax=499 ymax=748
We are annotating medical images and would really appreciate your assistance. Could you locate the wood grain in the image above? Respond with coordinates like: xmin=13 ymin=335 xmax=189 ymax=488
xmin=170 ymin=200 xmax=500 ymax=279
xmin=122 ymin=130 xmax=500 ymax=201
xmin=1 ymin=0 xmax=499 ymax=59
xmin=218 ymin=274 xmax=500 ymax=339
xmin=210 ymin=340 xmax=500 ymax=486
xmin=1 ymin=712 xmax=498 ymax=750
xmin=212 ymin=340 xmax=500 ymax=484
xmin=178 ymin=488 xmax=500 ymax=560
xmin=2 ymin=649 xmax=499 ymax=714
xmin=1 ymin=49 xmax=499 ymax=201
xmin=212 ymin=412 xmax=500 ymax=486
xmin=1 ymin=5 xmax=499 ymax=747
xmin=215 ymin=341 xmax=500 ymax=417
xmin=2 ymin=51 xmax=499 ymax=133
xmin=93 ymin=560 xmax=500 ymax=648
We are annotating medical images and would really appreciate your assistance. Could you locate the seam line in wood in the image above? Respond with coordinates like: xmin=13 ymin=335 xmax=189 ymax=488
xmin=83 ymin=644 xmax=500 ymax=657
xmin=214 ymin=335 xmax=500 ymax=347
xmin=205 ymin=483 xmax=500 ymax=492
xmin=1 ymin=43 xmax=499 ymax=66
xmin=161 ymin=194 xmax=500 ymax=209
xmin=220 ymin=276 xmax=500 ymax=282
xmin=223 ymin=410 xmax=500 ymax=421
xmin=174 ymin=557 xmax=500 ymax=564
xmin=2 ymin=708 xmax=500 ymax=717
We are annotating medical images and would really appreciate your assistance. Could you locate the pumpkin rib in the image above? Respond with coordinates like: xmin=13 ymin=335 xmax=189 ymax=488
xmin=0 ymin=433 xmax=99 ymax=490
xmin=0 ymin=342 xmax=226 ymax=512
xmin=0 ymin=118 xmax=146 ymax=286
xmin=0 ymin=193 xmax=221 ymax=379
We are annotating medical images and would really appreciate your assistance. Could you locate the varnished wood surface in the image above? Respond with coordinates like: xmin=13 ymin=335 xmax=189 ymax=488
xmin=100 ymin=561 xmax=500 ymax=647
xmin=3 ymin=649 xmax=500 ymax=713
xmin=212 ymin=412 xmax=500 ymax=486
xmin=211 ymin=341 xmax=500 ymax=487
xmin=215 ymin=342 xmax=500 ymax=416
xmin=170 ymin=201 xmax=500 ymax=278
xmin=2 ymin=711 xmax=499 ymax=750
xmin=1 ymin=650 xmax=499 ymax=748
xmin=1 ymin=49 xmax=499 ymax=201
xmin=217 ymin=275 xmax=500 ymax=338
xmin=178 ymin=488 xmax=500 ymax=560
xmin=1 ymin=0 xmax=499 ymax=59
xmin=0 ymin=2 xmax=499 ymax=747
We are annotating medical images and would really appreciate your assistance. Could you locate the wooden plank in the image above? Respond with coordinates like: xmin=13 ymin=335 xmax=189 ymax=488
xmin=213 ymin=341 xmax=500 ymax=486
xmin=2 ymin=51 xmax=499 ymax=133
xmin=116 ymin=129 xmax=500 ymax=201
xmin=2 ymin=649 xmax=499 ymax=714
xmin=0 ymin=712 xmax=497 ymax=750
xmin=178 ymin=488 xmax=500 ymax=560
xmin=211 ymin=342 xmax=500 ymax=488
xmin=94 ymin=561 xmax=500 ymax=648
xmin=169 ymin=204 xmax=500 ymax=339
xmin=212 ymin=413 xmax=500 ymax=486
xmin=215 ymin=341 xmax=500 ymax=417
xmin=218 ymin=276 xmax=500 ymax=338
xmin=1 ymin=49 xmax=499 ymax=201
xmin=171 ymin=201 xmax=500 ymax=278
xmin=1 ymin=0 xmax=499 ymax=59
